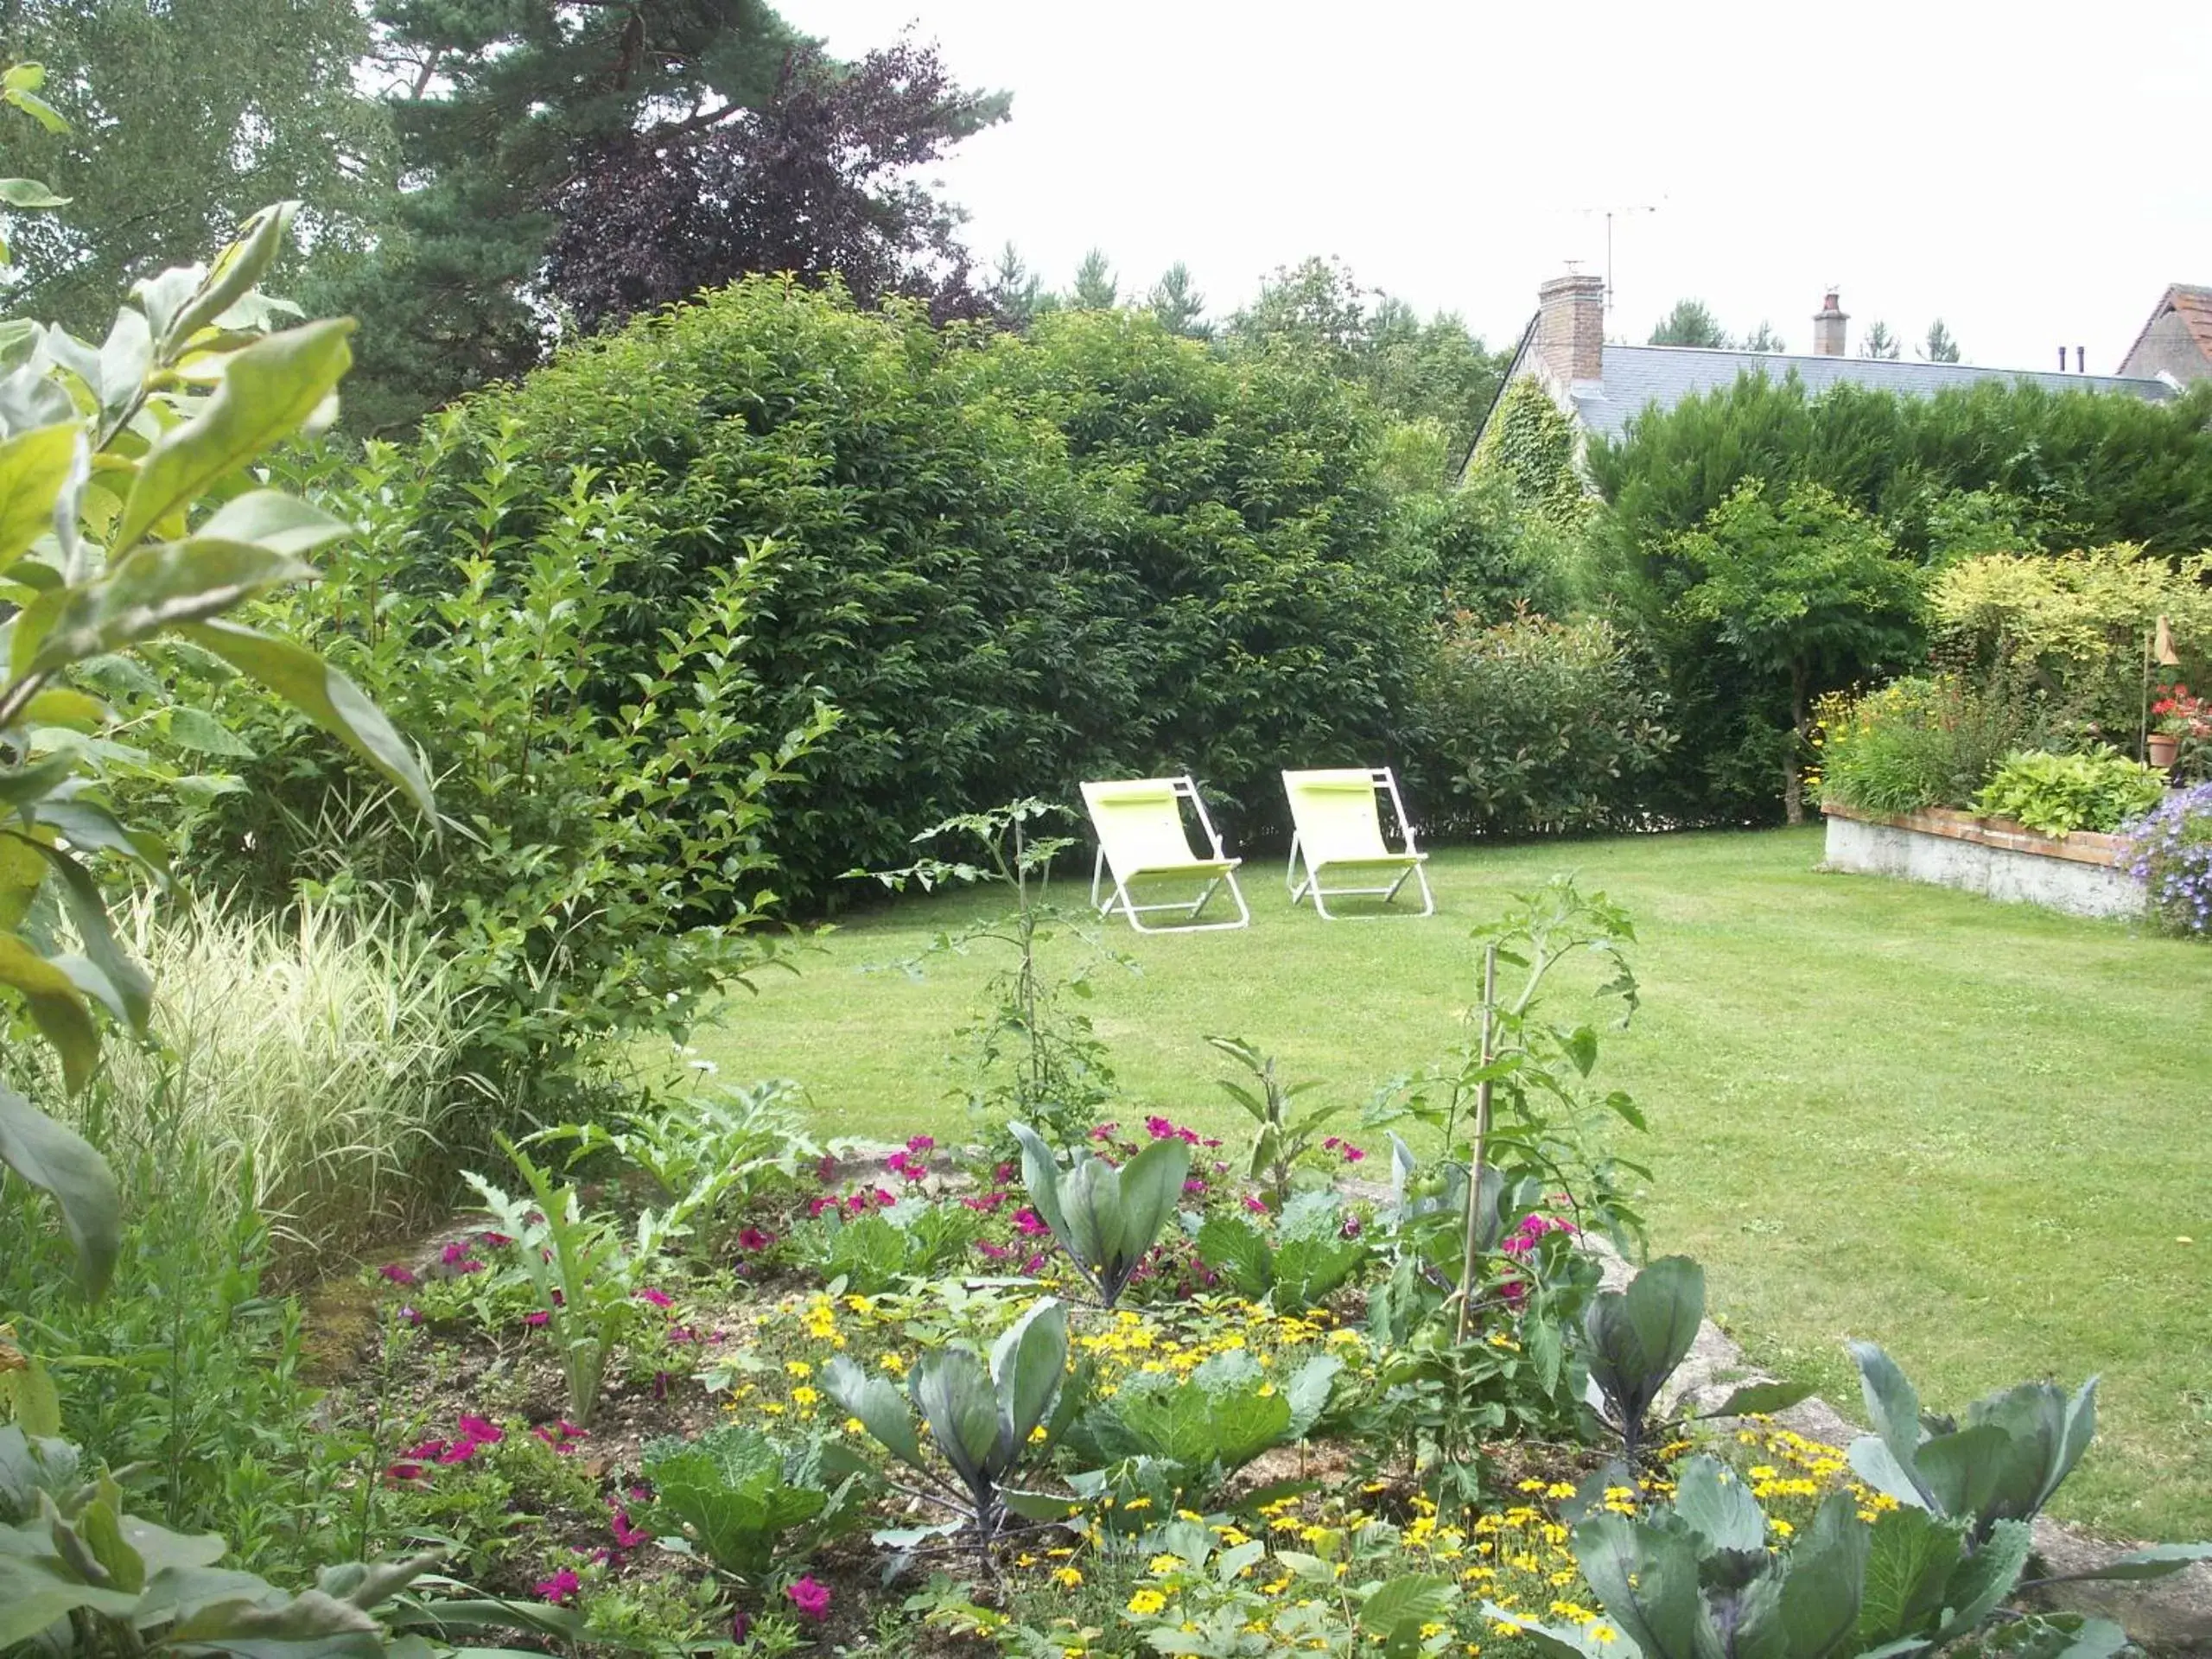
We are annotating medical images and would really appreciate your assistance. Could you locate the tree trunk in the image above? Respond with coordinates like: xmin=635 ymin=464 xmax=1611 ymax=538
xmin=1783 ymin=659 xmax=1809 ymax=826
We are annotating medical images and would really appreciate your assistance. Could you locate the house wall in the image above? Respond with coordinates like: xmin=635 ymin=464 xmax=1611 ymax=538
xmin=2119 ymin=308 xmax=2212 ymax=382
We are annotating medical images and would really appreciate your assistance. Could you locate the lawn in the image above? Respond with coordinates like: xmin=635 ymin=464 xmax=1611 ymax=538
xmin=693 ymin=825 xmax=2212 ymax=1539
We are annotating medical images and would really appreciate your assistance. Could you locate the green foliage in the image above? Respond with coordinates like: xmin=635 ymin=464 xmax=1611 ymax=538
xmin=1579 ymin=1256 xmax=1789 ymax=1463
xmin=1847 ymin=1342 xmax=2098 ymax=1546
xmin=464 ymin=1137 xmax=683 ymax=1426
xmin=638 ymin=1423 xmax=864 ymax=1582
xmin=792 ymin=1200 xmax=987 ymax=1297
xmin=1813 ymin=674 xmax=2052 ymax=817
xmin=1206 ymin=1036 xmax=1352 ymax=1210
xmin=824 ymin=1296 xmax=1076 ymax=1542
xmin=1972 ymin=748 xmax=2165 ymax=837
xmin=862 ymin=798 xmax=1122 ymax=1148
xmin=1013 ymin=1122 xmax=1190 ymax=1308
xmin=1413 ymin=609 xmax=1676 ymax=837
xmin=1931 ymin=545 xmax=2212 ymax=741
xmin=1469 ymin=378 xmax=1588 ymax=526
xmin=1194 ymin=1192 xmax=1369 ymax=1315
xmin=1923 ymin=320 xmax=1962 ymax=364
xmin=176 ymin=418 xmax=831 ymax=1105
xmin=0 ymin=200 xmax=433 ymax=1295
xmin=531 ymin=1081 xmax=816 ymax=1237
xmin=0 ymin=6 xmax=391 ymax=339
xmin=1671 ymin=480 xmax=1926 ymax=819
xmin=1070 ymin=1347 xmax=1342 ymax=1506
xmin=1390 ymin=474 xmax=1579 ymax=622
xmin=1648 ymin=299 xmax=1730 ymax=349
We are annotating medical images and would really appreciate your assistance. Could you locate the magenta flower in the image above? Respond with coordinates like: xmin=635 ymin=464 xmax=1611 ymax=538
xmin=1182 ymin=1178 xmax=1209 ymax=1195
xmin=786 ymin=1576 xmax=831 ymax=1621
xmin=1013 ymin=1208 xmax=1051 ymax=1237
xmin=1020 ymin=1252 xmax=1046 ymax=1274
xmin=397 ymin=1305 xmax=423 ymax=1326
xmin=635 ymin=1287 xmax=674 ymax=1309
xmin=737 ymin=1227 xmax=773 ymax=1251
xmin=524 ymin=1310 xmax=550 ymax=1328
xmin=806 ymin=1195 xmax=836 ymax=1218
xmin=436 ymin=1439 xmax=477 ymax=1465
xmin=610 ymin=1502 xmax=652 ymax=1548
xmin=729 ymin=1610 xmax=751 ymax=1643
xmin=533 ymin=1567 xmax=581 ymax=1605
xmin=456 ymin=1414 xmax=504 ymax=1446
xmin=960 ymin=1193 xmax=1002 ymax=1213
xmin=1341 ymin=1144 xmax=1366 ymax=1164
xmin=404 ymin=1437 xmax=448 ymax=1460
xmin=385 ymin=1461 xmax=428 ymax=1483
xmin=438 ymin=1240 xmax=485 ymax=1274
xmin=815 ymin=1153 xmax=839 ymax=1184
xmin=906 ymin=1133 xmax=935 ymax=1154
xmin=378 ymin=1263 xmax=418 ymax=1287
xmin=976 ymin=1240 xmax=1011 ymax=1261
xmin=1243 ymin=1194 xmax=1269 ymax=1215
xmin=478 ymin=1230 xmax=515 ymax=1249
xmin=993 ymin=1161 xmax=1016 ymax=1184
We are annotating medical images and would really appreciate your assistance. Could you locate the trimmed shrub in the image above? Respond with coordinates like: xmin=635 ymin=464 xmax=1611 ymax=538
xmin=1410 ymin=610 xmax=1675 ymax=837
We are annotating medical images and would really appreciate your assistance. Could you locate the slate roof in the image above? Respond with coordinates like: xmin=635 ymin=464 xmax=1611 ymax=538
xmin=1567 ymin=345 xmax=2175 ymax=442
xmin=2119 ymin=283 xmax=2212 ymax=370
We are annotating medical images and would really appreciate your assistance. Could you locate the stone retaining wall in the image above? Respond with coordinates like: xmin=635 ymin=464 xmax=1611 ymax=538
xmin=1821 ymin=803 xmax=2145 ymax=920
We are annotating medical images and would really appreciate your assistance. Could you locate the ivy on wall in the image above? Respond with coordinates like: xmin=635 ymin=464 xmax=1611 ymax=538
xmin=1468 ymin=376 xmax=1589 ymax=526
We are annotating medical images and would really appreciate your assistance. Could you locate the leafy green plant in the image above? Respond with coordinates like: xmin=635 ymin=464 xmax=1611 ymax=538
xmin=0 ymin=198 xmax=435 ymax=1294
xmin=1973 ymin=747 xmax=2166 ymax=837
xmin=824 ymin=1296 xmax=1079 ymax=1546
xmin=1206 ymin=1036 xmax=1352 ymax=1211
xmin=1813 ymin=672 xmax=2050 ymax=817
xmin=1194 ymin=1192 xmax=1368 ymax=1315
xmin=531 ymin=1079 xmax=815 ymax=1228
xmin=1012 ymin=1121 xmax=1190 ymax=1308
xmin=1846 ymin=1343 xmax=2097 ymax=1546
xmin=464 ymin=1135 xmax=683 ymax=1426
xmin=791 ymin=1199 xmax=986 ymax=1296
xmin=861 ymin=799 xmax=1127 ymax=1148
xmin=1582 ymin=1257 xmax=1808 ymax=1462
xmin=639 ymin=1423 xmax=864 ymax=1584
xmin=1069 ymin=1348 xmax=1342 ymax=1509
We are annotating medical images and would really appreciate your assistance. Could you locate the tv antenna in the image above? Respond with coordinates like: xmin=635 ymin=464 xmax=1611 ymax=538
xmin=1573 ymin=202 xmax=1661 ymax=311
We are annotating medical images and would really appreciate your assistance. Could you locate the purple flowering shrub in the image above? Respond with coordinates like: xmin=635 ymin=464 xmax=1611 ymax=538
xmin=2123 ymin=782 xmax=2212 ymax=937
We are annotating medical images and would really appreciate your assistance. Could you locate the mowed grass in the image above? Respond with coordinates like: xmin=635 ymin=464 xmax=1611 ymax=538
xmin=693 ymin=826 xmax=2212 ymax=1537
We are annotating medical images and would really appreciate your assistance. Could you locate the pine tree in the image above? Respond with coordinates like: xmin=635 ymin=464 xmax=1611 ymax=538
xmin=987 ymin=244 xmax=1044 ymax=330
xmin=1071 ymin=248 xmax=1118 ymax=309
xmin=1860 ymin=321 xmax=1903 ymax=359
xmin=1649 ymin=299 xmax=1730 ymax=348
xmin=1922 ymin=319 xmax=1961 ymax=363
xmin=1740 ymin=321 xmax=1785 ymax=353
xmin=1147 ymin=262 xmax=1209 ymax=337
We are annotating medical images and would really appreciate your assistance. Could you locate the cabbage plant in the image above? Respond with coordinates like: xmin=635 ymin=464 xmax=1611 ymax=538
xmin=824 ymin=1296 xmax=1078 ymax=1545
xmin=1069 ymin=1347 xmax=1342 ymax=1510
xmin=1012 ymin=1121 xmax=1188 ymax=1307
xmin=639 ymin=1424 xmax=863 ymax=1583
xmin=1195 ymin=1192 xmax=1368 ymax=1315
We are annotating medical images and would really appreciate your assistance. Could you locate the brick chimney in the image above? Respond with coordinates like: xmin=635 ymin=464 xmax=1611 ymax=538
xmin=1812 ymin=290 xmax=1848 ymax=356
xmin=1535 ymin=272 xmax=1605 ymax=385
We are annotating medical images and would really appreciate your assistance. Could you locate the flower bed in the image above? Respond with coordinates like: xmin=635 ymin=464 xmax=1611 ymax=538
xmin=1820 ymin=800 xmax=2145 ymax=919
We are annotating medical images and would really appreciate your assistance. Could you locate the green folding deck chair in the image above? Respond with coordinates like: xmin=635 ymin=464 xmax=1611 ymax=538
xmin=1282 ymin=766 xmax=1433 ymax=919
xmin=1080 ymin=775 xmax=1249 ymax=933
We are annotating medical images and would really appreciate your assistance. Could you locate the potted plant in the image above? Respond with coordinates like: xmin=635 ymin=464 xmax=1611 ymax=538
xmin=2150 ymin=683 xmax=2207 ymax=769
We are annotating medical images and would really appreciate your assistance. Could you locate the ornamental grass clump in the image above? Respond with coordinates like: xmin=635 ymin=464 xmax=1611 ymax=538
xmin=2122 ymin=781 xmax=2212 ymax=937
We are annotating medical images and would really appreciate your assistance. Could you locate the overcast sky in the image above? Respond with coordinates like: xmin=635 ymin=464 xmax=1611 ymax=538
xmin=775 ymin=0 xmax=2211 ymax=372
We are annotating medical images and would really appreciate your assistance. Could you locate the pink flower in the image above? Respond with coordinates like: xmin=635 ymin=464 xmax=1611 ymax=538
xmin=1089 ymin=1123 xmax=1118 ymax=1141
xmin=737 ymin=1227 xmax=773 ymax=1251
xmin=871 ymin=1186 xmax=895 ymax=1207
xmin=478 ymin=1230 xmax=514 ymax=1249
xmin=396 ymin=1306 xmax=423 ymax=1326
xmin=786 ymin=1576 xmax=831 ymax=1621
xmin=404 ymin=1437 xmax=448 ymax=1460
xmin=456 ymin=1414 xmax=504 ymax=1446
xmin=436 ymin=1439 xmax=477 ymax=1465
xmin=1182 ymin=1178 xmax=1209 ymax=1195
xmin=378 ymin=1263 xmax=418 ymax=1287
xmin=524 ymin=1311 xmax=550 ymax=1328
xmin=533 ymin=1567 xmax=581 ymax=1605
xmin=1013 ymin=1208 xmax=1051 ymax=1237
xmin=906 ymin=1135 xmax=935 ymax=1154
xmin=815 ymin=1153 xmax=839 ymax=1185
xmin=610 ymin=1502 xmax=652 ymax=1548
xmin=1020 ymin=1252 xmax=1046 ymax=1274
xmin=993 ymin=1161 xmax=1015 ymax=1184
xmin=960 ymin=1193 xmax=1002 ymax=1213
xmin=1243 ymin=1194 xmax=1269 ymax=1215
xmin=532 ymin=1421 xmax=588 ymax=1453
xmin=438 ymin=1239 xmax=484 ymax=1274
xmin=1341 ymin=1144 xmax=1366 ymax=1164
xmin=806 ymin=1195 xmax=836 ymax=1218
xmin=385 ymin=1461 xmax=428 ymax=1483
xmin=635 ymin=1287 xmax=674 ymax=1309
xmin=729 ymin=1611 xmax=751 ymax=1643
xmin=976 ymin=1240 xmax=1011 ymax=1261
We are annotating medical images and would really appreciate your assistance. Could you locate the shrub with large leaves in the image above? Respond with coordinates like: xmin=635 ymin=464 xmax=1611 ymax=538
xmin=0 ymin=199 xmax=431 ymax=1294
xmin=824 ymin=1296 xmax=1080 ymax=1546
xmin=1195 ymin=1191 xmax=1369 ymax=1316
xmin=1013 ymin=1120 xmax=1189 ymax=1308
xmin=1070 ymin=1347 xmax=1342 ymax=1509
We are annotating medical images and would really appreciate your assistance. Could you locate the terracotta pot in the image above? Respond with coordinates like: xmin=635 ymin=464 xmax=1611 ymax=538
xmin=2148 ymin=733 xmax=2181 ymax=768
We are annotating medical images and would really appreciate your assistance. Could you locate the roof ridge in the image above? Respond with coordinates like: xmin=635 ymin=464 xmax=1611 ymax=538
xmin=1605 ymin=340 xmax=2166 ymax=387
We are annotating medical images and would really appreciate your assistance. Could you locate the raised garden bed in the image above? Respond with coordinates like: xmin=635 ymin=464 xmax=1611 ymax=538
xmin=1820 ymin=801 xmax=2144 ymax=919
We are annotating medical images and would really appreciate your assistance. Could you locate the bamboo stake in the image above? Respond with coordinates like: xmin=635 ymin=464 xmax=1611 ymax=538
xmin=1455 ymin=943 xmax=1499 ymax=1346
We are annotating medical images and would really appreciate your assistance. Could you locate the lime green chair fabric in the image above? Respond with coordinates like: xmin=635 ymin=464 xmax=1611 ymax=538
xmin=1080 ymin=776 xmax=1249 ymax=932
xmin=1281 ymin=766 xmax=1433 ymax=919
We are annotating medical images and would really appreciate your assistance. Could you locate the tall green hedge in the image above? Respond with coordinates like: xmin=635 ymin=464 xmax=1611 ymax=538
xmin=382 ymin=281 xmax=1421 ymax=908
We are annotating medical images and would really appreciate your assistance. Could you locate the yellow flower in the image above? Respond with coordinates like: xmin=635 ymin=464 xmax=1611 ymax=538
xmin=1127 ymin=1590 xmax=1167 ymax=1616
xmin=1591 ymin=1627 xmax=1619 ymax=1645
xmin=790 ymin=1386 xmax=819 ymax=1409
xmin=842 ymin=1417 xmax=866 ymax=1436
xmin=1052 ymin=1566 xmax=1084 ymax=1588
xmin=785 ymin=1360 xmax=812 ymax=1378
xmin=1149 ymin=1554 xmax=1185 ymax=1576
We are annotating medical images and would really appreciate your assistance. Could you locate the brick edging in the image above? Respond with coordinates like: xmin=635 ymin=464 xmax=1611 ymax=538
xmin=1820 ymin=802 xmax=2129 ymax=869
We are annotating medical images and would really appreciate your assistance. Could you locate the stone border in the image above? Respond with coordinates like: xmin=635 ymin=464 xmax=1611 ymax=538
xmin=1819 ymin=802 xmax=2145 ymax=921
